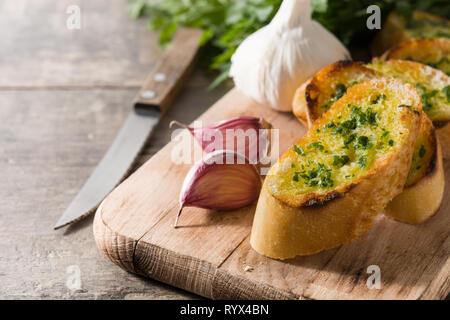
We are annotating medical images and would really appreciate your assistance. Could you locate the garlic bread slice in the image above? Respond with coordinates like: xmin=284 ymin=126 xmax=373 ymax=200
xmin=371 ymin=11 xmax=450 ymax=56
xmin=292 ymin=61 xmax=379 ymax=127
xmin=292 ymin=60 xmax=445 ymax=224
xmin=251 ymin=79 xmax=421 ymax=259
xmin=367 ymin=59 xmax=450 ymax=124
xmin=385 ymin=115 xmax=444 ymax=224
xmin=382 ymin=38 xmax=450 ymax=76
xmin=367 ymin=59 xmax=450 ymax=159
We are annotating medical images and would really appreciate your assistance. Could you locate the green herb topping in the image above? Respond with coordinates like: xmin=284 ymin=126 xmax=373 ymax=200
xmin=419 ymin=145 xmax=426 ymax=158
xmin=293 ymin=145 xmax=305 ymax=156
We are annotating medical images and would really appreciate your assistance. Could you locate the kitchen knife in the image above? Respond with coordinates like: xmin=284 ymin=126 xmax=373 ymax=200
xmin=54 ymin=28 xmax=203 ymax=229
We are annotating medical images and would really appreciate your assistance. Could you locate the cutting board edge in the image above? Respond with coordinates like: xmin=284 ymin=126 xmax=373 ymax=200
xmin=93 ymin=202 xmax=139 ymax=274
xmin=93 ymin=202 xmax=302 ymax=300
xmin=93 ymin=200 xmax=450 ymax=300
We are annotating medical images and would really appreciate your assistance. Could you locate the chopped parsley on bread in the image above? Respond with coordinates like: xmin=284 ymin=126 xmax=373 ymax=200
xmin=384 ymin=115 xmax=444 ymax=224
xmin=382 ymin=38 xmax=450 ymax=76
xmin=371 ymin=11 xmax=450 ymax=56
xmin=367 ymin=59 xmax=450 ymax=124
xmin=251 ymin=79 xmax=421 ymax=258
xmin=292 ymin=61 xmax=380 ymax=126
xmin=292 ymin=60 xmax=445 ymax=224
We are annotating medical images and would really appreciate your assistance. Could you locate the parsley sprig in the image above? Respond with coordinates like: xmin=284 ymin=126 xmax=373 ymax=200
xmin=128 ymin=0 xmax=449 ymax=88
xmin=293 ymin=162 xmax=334 ymax=188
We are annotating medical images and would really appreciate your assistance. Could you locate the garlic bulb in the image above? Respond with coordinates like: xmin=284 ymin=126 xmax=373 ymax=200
xmin=174 ymin=150 xmax=262 ymax=227
xmin=170 ymin=116 xmax=271 ymax=163
xmin=229 ymin=0 xmax=350 ymax=111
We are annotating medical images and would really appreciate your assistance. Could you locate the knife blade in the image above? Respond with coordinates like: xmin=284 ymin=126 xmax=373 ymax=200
xmin=54 ymin=28 xmax=203 ymax=229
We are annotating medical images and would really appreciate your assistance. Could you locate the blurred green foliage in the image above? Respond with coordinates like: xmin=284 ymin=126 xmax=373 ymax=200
xmin=127 ymin=0 xmax=450 ymax=88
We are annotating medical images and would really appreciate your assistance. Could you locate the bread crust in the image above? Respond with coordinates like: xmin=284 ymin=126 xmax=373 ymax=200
xmin=292 ymin=61 xmax=379 ymax=128
xmin=292 ymin=59 xmax=448 ymax=224
xmin=371 ymin=11 xmax=450 ymax=56
xmin=385 ymin=136 xmax=444 ymax=224
xmin=367 ymin=59 xmax=450 ymax=125
xmin=382 ymin=38 xmax=450 ymax=64
xmin=251 ymin=79 xmax=422 ymax=259
xmin=437 ymin=123 xmax=450 ymax=159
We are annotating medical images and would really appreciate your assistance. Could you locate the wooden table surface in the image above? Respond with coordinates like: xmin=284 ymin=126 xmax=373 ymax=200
xmin=0 ymin=0 xmax=230 ymax=299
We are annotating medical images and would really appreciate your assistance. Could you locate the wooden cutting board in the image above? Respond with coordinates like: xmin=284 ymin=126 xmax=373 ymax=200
xmin=93 ymin=88 xmax=449 ymax=300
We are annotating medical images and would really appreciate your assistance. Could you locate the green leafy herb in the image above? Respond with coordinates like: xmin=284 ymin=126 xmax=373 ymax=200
xmin=358 ymin=135 xmax=369 ymax=147
xmin=371 ymin=94 xmax=386 ymax=104
xmin=351 ymin=106 xmax=378 ymax=126
xmin=293 ymin=145 xmax=305 ymax=156
xmin=324 ymin=121 xmax=336 ymax=130
xmin=294 ymin=162 xmax=334 ymax=188
xmin=307 ymin=142 xmax=325 ymax=151
xmin=443 ymin=85 xmax=450 ymax=102
xmin=128 ymin=0 xmax=283 ymax=88
xmin=322 ymin=84 xmax=347 ymax=110
xmin=129 ymin=0 xmax=450 ymax=87
xmin=344 ymin=133 xmax=357 ymax=145
xmin=333 ymin=155 xmax=350 ymax=167
xmin=427 ymin=57 xmax=450 ymax=72
xmin=333 ymin=119 xmax=356 ymax=136
xmin=334 ymin=84 xmax=347 ymax=99
xmin=419 ymin=145 xmax=426 ymax=158
xmin=309 ymin=180 xmax=319 ymax=187
xmin=358 ymin=155 xmax=367 ymax=168
xmin=415 ymin=83 xmax=439 ymax=112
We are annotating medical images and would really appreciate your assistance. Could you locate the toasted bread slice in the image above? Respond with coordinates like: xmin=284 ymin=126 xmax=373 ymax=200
xmin=367 ymin=59 xmax=450 ymax=123
xmin=437 ymin=122 xmax=450 ymax=159
xmin=371 ymin=11 xmax=450 ymax=56
xmin=292 ymin=61 xmax=380 ymax=126
xmin=385 ymin=115 xmax=444 ymax=224
xmin=251 ymin=79 xmax=422 ymax=259
xmin=367 ymin=59 xmax=450 ymax=158
xmin=382 ymin=38 xmax=450 ymax=76
xmin=292 ymin=61 xmax=445 ymax=224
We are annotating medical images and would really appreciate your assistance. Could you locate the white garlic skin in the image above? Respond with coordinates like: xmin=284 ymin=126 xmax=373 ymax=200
xmin=229 ymin=0 xmax=351 ymax=112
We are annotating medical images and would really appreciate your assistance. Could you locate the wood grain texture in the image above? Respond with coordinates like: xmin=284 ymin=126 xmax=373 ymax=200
xmin=0 ymin=80 xmax=229 ymax=300
xmin=0 ymin=0 xmax=232 ymax=299
xmin=94 ymin=88 xmax=450 ymax=300
xmin=0 ymin=0 xmax=163 ymax=88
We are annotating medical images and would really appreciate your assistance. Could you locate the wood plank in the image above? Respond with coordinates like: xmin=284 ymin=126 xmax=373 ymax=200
xmin=218 ymin=238 xmax=338 ymax=299
xmin=0 ymin=70 xmax=229 ymax=298
xmin=0 ymin=0 xmax=162 ymax=88
xmin=94 ymin=88 xmax=449 ymax=300
xmin=0 ymin=89 xmax=187 ymax=299
xmin=1 ymin=0 xmax=235 ymax=299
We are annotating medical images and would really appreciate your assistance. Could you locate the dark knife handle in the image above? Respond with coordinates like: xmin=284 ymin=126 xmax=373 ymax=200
xmin=133 ymin=28 xmax=203 ymax=114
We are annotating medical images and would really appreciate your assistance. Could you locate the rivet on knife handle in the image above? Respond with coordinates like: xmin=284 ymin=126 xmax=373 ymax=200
xmin=134 ymin=28 xmax=203 ymax=114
